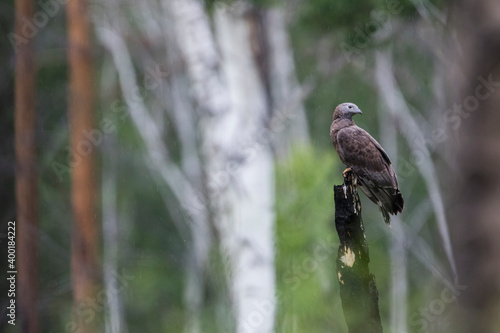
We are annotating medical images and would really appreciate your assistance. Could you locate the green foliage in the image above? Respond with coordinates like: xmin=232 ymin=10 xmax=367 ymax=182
xmin=298 ymin=0 xmax=379 ymax=33
xmin=303 ymin=66 xmax=380 ymax=149
xmin=296 ymin=0 xmax=446 ymax=35
xmin=115 ymin=154 xmax=188 ymax=333
xmin=275 ymin=147 xmax=347 ymax=332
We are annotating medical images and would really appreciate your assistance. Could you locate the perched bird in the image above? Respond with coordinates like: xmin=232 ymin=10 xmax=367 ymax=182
xmin=330 ymin=102 xmax=404 ymax=224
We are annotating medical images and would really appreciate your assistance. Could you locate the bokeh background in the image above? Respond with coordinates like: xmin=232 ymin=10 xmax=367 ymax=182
xmin=2 ymin=0 xmax=500 ymax=332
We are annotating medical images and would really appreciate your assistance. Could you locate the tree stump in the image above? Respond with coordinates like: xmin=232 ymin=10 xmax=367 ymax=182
xmin=334 ymin=171 xmax=382 ymax=333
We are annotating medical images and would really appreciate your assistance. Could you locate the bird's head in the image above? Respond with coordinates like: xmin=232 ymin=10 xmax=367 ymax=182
xmin=333 ymin=102 xmax=363 ymax=120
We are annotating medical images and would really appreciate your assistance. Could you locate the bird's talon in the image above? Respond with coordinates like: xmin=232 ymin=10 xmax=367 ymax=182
xmin=343 ymin=167 xmax=352 ymax=178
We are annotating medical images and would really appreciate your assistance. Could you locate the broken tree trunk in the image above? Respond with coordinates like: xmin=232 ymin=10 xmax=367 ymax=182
xmin=334 ymin=171 xmax=382 ymax=333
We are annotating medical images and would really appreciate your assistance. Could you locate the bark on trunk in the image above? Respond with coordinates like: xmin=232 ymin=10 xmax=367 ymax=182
xmin=67 ymin=0 xmax=98 ymax=331
xmin=449 ymin=1 xmax=500 ymax=332
xmin=375 ymin=52 xmax=407 ymax=333
xmin=98 ymin=1 xmax=279 ymax=331
xmin=102 ymin=135 xmax=127 ymax=333
xmin=15 ymin=0 xmax=38 ymax=331
xmin=160 ymin=8 xmax=211 ymax=333
xmin=334 ymin=172 xmax=382 ymax=333
xmin=264 ymin=6 xmax=309 ymax=158
xmin=214 ymin=4 xmax=276 ymax=332
xmin=96 ymin=5 xmax=211 ymax=331
xmin=168 ymin=1 xmax=276 ymax=331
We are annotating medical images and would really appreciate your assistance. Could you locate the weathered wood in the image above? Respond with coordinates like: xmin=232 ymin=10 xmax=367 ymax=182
xmin=334 ymin=171 xmax=382 ymax=333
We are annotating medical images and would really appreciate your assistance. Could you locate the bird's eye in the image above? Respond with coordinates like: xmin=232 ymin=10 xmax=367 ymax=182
xmin=348 ymin=106 xmax=352 ymax=109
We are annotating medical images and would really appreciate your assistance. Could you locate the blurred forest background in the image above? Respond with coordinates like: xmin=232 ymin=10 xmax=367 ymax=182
xmin=2 ymin=0 xmax=500 ymax=332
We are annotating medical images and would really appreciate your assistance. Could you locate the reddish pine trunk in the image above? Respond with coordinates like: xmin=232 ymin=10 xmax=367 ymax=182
xmin=67 ymin=0 xmax=98 ymax=331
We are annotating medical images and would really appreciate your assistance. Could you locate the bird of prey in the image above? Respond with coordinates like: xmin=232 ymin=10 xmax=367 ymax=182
xmin=330 ymin=102 xmax=404 ymax=224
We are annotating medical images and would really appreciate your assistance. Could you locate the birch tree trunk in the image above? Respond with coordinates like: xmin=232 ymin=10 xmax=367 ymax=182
xmin=102 ymin=134 xmax=127 ymax=333
xmin=95 ymin=2 xmax=213 ymax=331
xmin=214 ymin=4 xmax=276 ymax=333
xmin=375 ymin=51 xmax=408 ymax=333
xmin=264 ymin=6 xmax=310 ymax=158
xmin=377 ymin=99 xmax=407 ymax=333
xmin=96 ymin=1 xmax=301 ymax=331
xmin=168 ymin=1 xmax=276 ymax=331
xmin=160 ymin=11 xmax=211 ymax=333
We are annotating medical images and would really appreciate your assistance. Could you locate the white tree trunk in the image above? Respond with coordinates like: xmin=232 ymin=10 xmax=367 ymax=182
xmin=98 ymin=0 xmax=277 ymax=331
xmin=264 ymin=6 xmax=310 ymax=158
xmin=374 ymin=50 xmax=456 ymax=278
xmin=158 ymin=11 xmax=210 ymax=333
xmin=102 ymin=135 xmax=128 ymax=333
xmin=168 ymin=1 xmax=276 ymax=332
xmin=377 ymin=99 xmax=407 ymax=333
xmin=214 ymin=4 xmax=276 ymax=333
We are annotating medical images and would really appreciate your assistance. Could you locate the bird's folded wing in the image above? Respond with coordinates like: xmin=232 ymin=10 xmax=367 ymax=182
xmin=337 ymin=126 xmax=397 ymax=189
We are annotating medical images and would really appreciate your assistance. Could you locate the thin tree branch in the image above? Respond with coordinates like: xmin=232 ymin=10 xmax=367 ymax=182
xmin=374 ymin=50 xmax=457 ymax=279
xmin=378 ymin=98 xmax=407 ymax=333
xmin=97 ymin=27 xmax=206 ymax=233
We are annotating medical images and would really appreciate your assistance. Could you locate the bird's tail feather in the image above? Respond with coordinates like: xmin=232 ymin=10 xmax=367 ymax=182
xmin=359 ymin=183 xmax=404 ymax=225
xmin=394 ymin=189 xmax=404 ymax=213
xmin=380 ymin=206 xmax=391 ymax=225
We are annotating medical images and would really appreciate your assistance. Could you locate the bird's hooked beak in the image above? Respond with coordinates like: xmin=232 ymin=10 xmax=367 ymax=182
xmin=354 ymin=107 xmax=363 ymax=115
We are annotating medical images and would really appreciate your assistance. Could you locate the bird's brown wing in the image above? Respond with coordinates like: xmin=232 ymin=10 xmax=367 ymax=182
xmin=337 ymin=126 xmax=404 ymax=224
